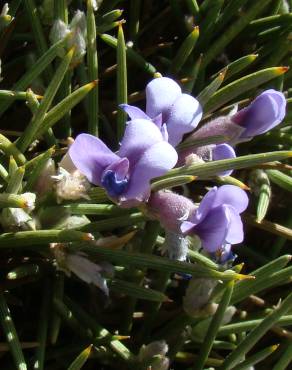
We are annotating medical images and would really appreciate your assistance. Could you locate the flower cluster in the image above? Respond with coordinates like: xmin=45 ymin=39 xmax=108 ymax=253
xmin=68 ymin=76 xmax=286 ymax=263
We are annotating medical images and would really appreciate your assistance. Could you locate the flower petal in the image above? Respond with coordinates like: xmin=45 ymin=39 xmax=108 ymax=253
xmin=120 ymin=141 xmax=178 ymax=205
xmin=181 ymin=220 xmax=196 ymax=234
xmin=119 ymin=104 xmax=150 ymax=120
xmin=69 ymin=134 xmax=119 ymax=185
xmin=194 ymin=205 xmax=230 ymax=252
xmin=189 ymin=187 xmax=218 ymax=225
xmin=118 ymin=119 xmax=164 ymax=166
xmin=146 ymin=77 xmax=181 ymax=118
xmin=213 ymin=185 xmax=248 ymax=213
xmin=212 ymin=143 xmax=236 ymax=177
xmin=104 ymin=157 xmax=129 ymax=180
xmin=233 ymin=89 xmax=286 ymax=137
xmin=225 ymin=206 xmax=244 ymax=244
xmin=166 ymin=94 xmax=203 ymax=146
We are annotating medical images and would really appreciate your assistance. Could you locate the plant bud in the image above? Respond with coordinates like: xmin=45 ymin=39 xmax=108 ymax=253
xmin=138 ymin=341 xmax=169 ymax=370
xmin=249 ymin=169 xmax=270 ymax=196
xmin=34 ymin=159 xmax=56 ymax=196
xmin=162 ymin=231 xmax=190 ymax=261
xmin=51 ymin=243 xmax=112 ymax=296
xmin=53 ymin=168 xmax=90 ymax=202
xmin=147 ymin=190 xmax=196 ymax=233
xmin=183 ymin=278 xmax=218 ymax=317
xmin=1 ymin=208 xmax=32 ymax=230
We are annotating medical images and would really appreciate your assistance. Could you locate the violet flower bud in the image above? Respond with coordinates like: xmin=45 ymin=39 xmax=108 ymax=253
xmin=232 ymin=89 xmax=286 ymax=138
xmin=181 ymin=185 xmax=248 ymax=253
xmin=179 ymin=143 xmax=236 ymax=177
xmin=120 ymin=76 xmax=203 ymax=147
xmin=69 ymin=120 xmax=177 ymax=207
xmin=147 ymin=190 xmax=196 ymax=233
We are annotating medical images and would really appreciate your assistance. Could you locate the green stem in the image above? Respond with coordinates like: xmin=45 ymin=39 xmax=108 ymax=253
xmin=194 ymin=281 xmax=234 ymax=370
xmin=0 ymin=293 xmax=27 ymax=370
xmin=0 ymin=229 xmax=94 ymax=248
xmin=218 ymin=291 xmax=292 ymax=370
xmin=87 ymin=0 xmax=99 ymax=136
xmin=33 ymin=280 xmax=51 ymax=370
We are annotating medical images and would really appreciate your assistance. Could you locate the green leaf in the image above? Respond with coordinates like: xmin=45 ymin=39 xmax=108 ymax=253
xmin=24 ymin=147 xmax=54 ymax=192
xmin=117 ymin=23 xmax=128 ymax=141
xmin=218 ymin=315 xmax=292 ymax=336
xmin=244 ymin=214 xmax=292 ymax=240
xmin=215 ymin=0 xmax=249 ymax=32
xmin=230 ymin=255 xmax=291 ymax=305
xmin=6 ymin=166 xmax=24 ymax=194
xmin=219 ymin=291 xmax=292 ymax=370
xmin=194 ymin=281 xmax=234 ymax=370
xmin=184 ymin=54 xmax=202 ymax=93
xmin=0 ymin=229 xmax=94 ymax=248
xmin=231 ymin=265 xmax=292 ymax=305
xmin=33 ymin=280 xmax=51 ymax=370
xmin=129 ymin=0 xmax=141 ymax=42
xmin=272 ymin=341 xmax=292 ymax=370
xmin=0 ymin=193 xmax=32 ymax=209
xmin=0 ymin=293 xmax=27 ymax=370
xmin=62 ymin=203 xmax=132 ymax=215
xmin=212 ymin=54 xmax=258 ymax=82
xmin=53 ymin=0 xmax=71 ymax=138
xmin=254 ymin=170 xmax=271 ymax=222
xmin=267 ymin=169 xmax=292 ymax=192
xmin=100 ymin=33 xmax=157 ymax=75
xmin=16 ymin=47 xmax=74 ymax=152
xmin=204 ymin=67 xmax=288 ymax=113
xmin=153 ymin=151 xmax=292 ymax=182
xmin=186 ymin=0 xmax=200 ymax=16
xmin=171 ymin=26 xmax=200 ymax=74
xmin=24 ymin=0 xmax=53 ymax=80
xmin=151 ymin=175 xmax=196 ymax=191
xmin=197 ymin=68 xmax=226 ymax=106
xmin=87 ymin=0 xmax=99 ymax=136
xmin=178 ymin=135 xmax=228 ymax=151
xmin=232 ymin=344 xmax=279 ymax=370
xmin=0 ymin=134 xmax=26 ymax=165
xmin=0 ymin=29 xmax=66 ymax=118
xmin=202 ymin=0 xmax=273 ymax=68
xmin=38 ymin=81 xmax=98 ymax=137
xmin=68 ymin=345 xmax=92 ymax=370
xmin=80 ymin=212 xmax=145 ymax=232
xmin=71 ymin=243 xmax=249 ymax=281
xmin=110 ymin=279 xmax=169 ymax=302
xmin=49 ymin=273 xmax=64 ymax=345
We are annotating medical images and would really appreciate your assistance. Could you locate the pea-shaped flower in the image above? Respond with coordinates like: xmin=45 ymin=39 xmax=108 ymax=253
xmin=181 ymin=185 xmax=248 ymax=252
xmin=120 ymin=77 xmax=203 ymax=146
xmin=232 ymin=89 xmax=286 ymax=138
xmin=180 ymin=89 xmax=286 ymax=150
xmin=68 ymin=119 xmax=178 ymax=207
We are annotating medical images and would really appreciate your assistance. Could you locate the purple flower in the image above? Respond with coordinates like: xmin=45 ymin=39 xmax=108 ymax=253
xmin=68 ymin=119 xmax=178 ymax=207
xmin=120 ymin=77 xmax=203 ymax=147
xmin=233 ymin=89 xmax=286 ymax=138
xmin=147 ymin=190 xmax=196 ymax=233
xmin=181 ymin=185 xmax=248 ymax=253
xmin=179 ymin=143 xmax=236 ymax=177
xmin=181 ymin=89 xmax=286 ymax=151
